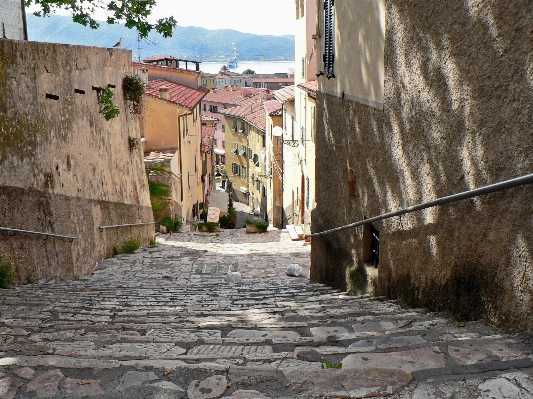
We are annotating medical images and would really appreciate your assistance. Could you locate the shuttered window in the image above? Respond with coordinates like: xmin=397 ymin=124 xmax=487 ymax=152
xmin=323 ymin=0 xmax=335 ymax=78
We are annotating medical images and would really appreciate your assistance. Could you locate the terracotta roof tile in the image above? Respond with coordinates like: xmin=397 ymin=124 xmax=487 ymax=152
xmin=263 ymin=100 xmax=283 ymax=116
xmin=133 ymin=62 xmax=200 ymax=76
xmin=297 ymin=80 xmax=318 ymax=98
xmin=273 ymin=85 xmax=295 ymax=103
xmin=203 ymin=87 xmax=266 ymax=104
xmin=144 ymin=149 xmax=178 ymax=163
xmin=252 ymin=77 xmax=294 ymax=83
xmin=145 ymin=79 xmax=208 ymax=109
xmin=201 ymin=125 xmax=216 ymax=153
xmin=245 ymin=108 xmax=266 ymax=131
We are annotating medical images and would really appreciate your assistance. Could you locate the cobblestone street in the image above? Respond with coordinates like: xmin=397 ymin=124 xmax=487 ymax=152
xmin=1 ymin=229 xmax=532 ymax=398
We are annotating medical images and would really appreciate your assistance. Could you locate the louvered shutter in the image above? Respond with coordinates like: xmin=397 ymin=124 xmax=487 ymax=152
xmin=323 ymin=0 xmax=335 ymax=76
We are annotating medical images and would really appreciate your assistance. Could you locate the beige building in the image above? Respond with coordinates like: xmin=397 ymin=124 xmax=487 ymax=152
xmin=264 ymin=100 xmax=284 ymax=228
xmin=312 ymin=0 xmax=533 ymax=332
xmin=273 ymin=85 xmax=297 ymax=228
xmin=142 ymin=78 xmax=208 ymax=227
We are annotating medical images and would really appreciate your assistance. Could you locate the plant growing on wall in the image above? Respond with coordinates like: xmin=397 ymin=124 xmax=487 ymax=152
xmin=97 ymin=87 xmax=120 ymax=121
xmin=128 ymin=136 xmax=140 ymax=152
xmin=123 ymin=75 xmax=144 ymax=114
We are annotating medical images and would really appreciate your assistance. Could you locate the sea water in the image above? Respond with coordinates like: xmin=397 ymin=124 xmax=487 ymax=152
xmin=199 ymin=61 xmax=295 ymax=75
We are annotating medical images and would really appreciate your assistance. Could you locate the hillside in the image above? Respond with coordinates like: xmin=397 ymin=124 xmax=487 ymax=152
xmin=26 ymin=14 xmax=295 ymax=62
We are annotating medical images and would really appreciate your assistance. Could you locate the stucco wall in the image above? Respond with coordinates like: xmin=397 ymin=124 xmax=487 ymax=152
xmin=317 ymin=0 xmax=385 ymax=106
xmin=0 ymin=39 xmax=153 ymax=282
xmin=313 ymin=1 xmax=533 ymax=332
xmin=0 ymin=0 xmax=25 ymax=40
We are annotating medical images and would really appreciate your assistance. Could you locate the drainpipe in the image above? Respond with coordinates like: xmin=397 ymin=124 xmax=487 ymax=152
xmin=20 ymin=0 xmax=28 ymax=40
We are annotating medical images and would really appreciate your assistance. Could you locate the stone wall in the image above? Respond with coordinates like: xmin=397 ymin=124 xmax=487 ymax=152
xmin=0 ymin=39 xmax=154 ymax=282
xmin=0 ymin=0 xmax=25 ymax=40
xmin=313 ymin=1 xmax=533 ymax=332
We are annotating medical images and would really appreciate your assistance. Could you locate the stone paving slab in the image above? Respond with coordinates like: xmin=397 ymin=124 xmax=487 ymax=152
xmin=0 ymin=229 xmax=532 ymax=398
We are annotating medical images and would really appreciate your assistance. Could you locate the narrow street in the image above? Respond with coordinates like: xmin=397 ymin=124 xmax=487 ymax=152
xmin=1 ymin=229 xmax=532 ymax=399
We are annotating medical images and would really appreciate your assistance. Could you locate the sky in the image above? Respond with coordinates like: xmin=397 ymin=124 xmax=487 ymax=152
xmin=27 ymin=0 xmax=296 ymax=36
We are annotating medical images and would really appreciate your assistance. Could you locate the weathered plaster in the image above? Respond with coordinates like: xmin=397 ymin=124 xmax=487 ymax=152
xmin=313 ymin=1 xmax=533 ymax=332
xmin=0 ymin=39 xmax=153 ymax=282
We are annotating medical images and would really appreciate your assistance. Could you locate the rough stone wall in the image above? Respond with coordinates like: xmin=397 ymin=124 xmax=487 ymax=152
xmin=0 ymin=39 xmax=153 ymax=282
xmin=0 ymin=0 xmax=25 ymax=40
xmin=313 ymin=1 xmax=533 ymax=332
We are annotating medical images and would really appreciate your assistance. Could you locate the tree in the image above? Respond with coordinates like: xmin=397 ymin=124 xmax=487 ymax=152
xmin=242 ymin=69 xmax=256 ymax=75
xmin=26 ymin=0 xmax=177 ymax=38
xmin=220 ymin=65 xmax=228 ymax=72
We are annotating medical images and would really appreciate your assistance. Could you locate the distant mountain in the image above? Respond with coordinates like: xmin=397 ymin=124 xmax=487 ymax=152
xmin=26 ymin=14 xmax=295 ymax=62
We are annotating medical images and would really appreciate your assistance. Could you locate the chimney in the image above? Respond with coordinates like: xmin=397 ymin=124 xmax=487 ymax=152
xmin=136 ymin=67 xmax=149 ymax=84
xmin=159 ymin=85 xmax=169 ymax=100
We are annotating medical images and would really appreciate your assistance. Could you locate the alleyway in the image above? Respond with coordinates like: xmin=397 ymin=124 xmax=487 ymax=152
xmin=1 ymin=229 xmax=532 ymax=399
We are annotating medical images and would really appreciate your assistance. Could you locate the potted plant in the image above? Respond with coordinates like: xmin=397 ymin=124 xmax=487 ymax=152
xmin=245 ymin=219 xmax=268 ymax=234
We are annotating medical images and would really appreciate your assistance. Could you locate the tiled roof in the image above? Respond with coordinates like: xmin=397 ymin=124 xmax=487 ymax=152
xmin=273 ymin=85 xmax=295 ymax=103
xmin=216 ymin=71 xmax=241 ymax=78
xmin=133 ymin=62 xmax=200 ymax=76
xmin=245 ymin=108 xmax=266 ymax=131
xmin=263 ymin=100 xmax=283 ymax=116
xmin=145 ymin=79 xmax=208 ymax=109
xmin=297 ymin=80 xmax=318 ymax=98
xmin=201 ymin=125 xmax=216 ymax=153
xmin=203 ymin=87 xmax=266 ymax=104
xmin=252 ymin=77 xmax=294 ymax=83
xmin=144 ymin=149 xmax=178 ymax=163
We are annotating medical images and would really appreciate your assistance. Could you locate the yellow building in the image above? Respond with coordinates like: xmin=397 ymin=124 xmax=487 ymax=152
xmin=142 ymin=79 xmax=208 ymax=228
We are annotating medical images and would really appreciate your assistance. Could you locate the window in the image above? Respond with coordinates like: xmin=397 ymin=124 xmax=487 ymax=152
xmin=256 ymin=179 xmax=261 ymax=191
xmin=239 ymin=121 xmax=245 ymax=133
xmin=248 ymin=148 xmax=253 ymax=159
xmin=193 ymin=106 xmax=198 ymax=125
xmin=181 ymin=115 xmax=188 ymax=139
xmin=232 ymin=162 xmax=241 ymax=176
xmin=311 ymin=105 xmax=316 ymax=142
xmin=222 ymin=124 xmax=225 ymax=133
xmin=213 ymin=138 xmax=218 ymax=146
xmin=241 ymin=166 xmax=246 ymax=179
xmin=222 ymin=140 xmax=226 ymax=148
xmin=322 ymin=0 xmax=335 ymax=78
xmin=209 ymin=105 xmax=218 ymax=113
xmin=232 ymin=120 xmax=238 ymax=131
xmin=263 ymin=186 xmax=266 ymax=198
xmin=253 ymin=154 xmax=259 ymax=167
xmin=232 ymin=142 xmax=238 ymax=154
xmin=203 ymin=103 xmax=206 ymax=111
xmin=263 ymin=133 xmax=266 ymax=148
xmin=240 ymin=145 xmax=247 ymax=156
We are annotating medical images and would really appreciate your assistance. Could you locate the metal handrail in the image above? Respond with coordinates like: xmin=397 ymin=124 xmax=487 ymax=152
xmin=99 ymin=222 xmax=156 ymax=230
xmin=0 ymin=227 xmax=77 ymax=241
xmin=309 ymin=172 xmax=533 ymax=237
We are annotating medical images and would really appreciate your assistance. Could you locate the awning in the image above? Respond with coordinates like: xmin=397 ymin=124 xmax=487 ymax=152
xmin=214 ymin=149 xmax=225 ymax=155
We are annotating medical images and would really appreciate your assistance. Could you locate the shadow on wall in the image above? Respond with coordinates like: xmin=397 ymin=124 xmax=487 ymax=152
xmin=314 ymin=1 xmax=533 ymax=332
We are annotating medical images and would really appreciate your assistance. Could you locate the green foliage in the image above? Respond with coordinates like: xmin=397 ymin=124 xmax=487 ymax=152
xmin=149 ymin=239 xmax=157 ymax=248
xmin=245 ymin=219 xmax=269 ymax=232
xmin=128 ymin=136 xmax=140 ymax=152
xmin=97 ymin=87 xmax=120 ymax=121
xmin=121 ymin=237 xmax=142 ymax=254
xmin=122 ymin=75 xmax=144 ymax=114
xmin=146 ymin=163 xmax=171 ymax=212
xmin=242 ymin=69 xmax=256 ymax=74
xmin=197 ymin=222 xmax=220 ymax=232
xmin=321 ymin=361 xmax=342 ymax=369
xmin=27 ymin=0 xmax=177 ymax=38
xmin=160 ymin=217 xmax=182 ymax=233
xmin=0 ymin=257 xmax=15 ymax=289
